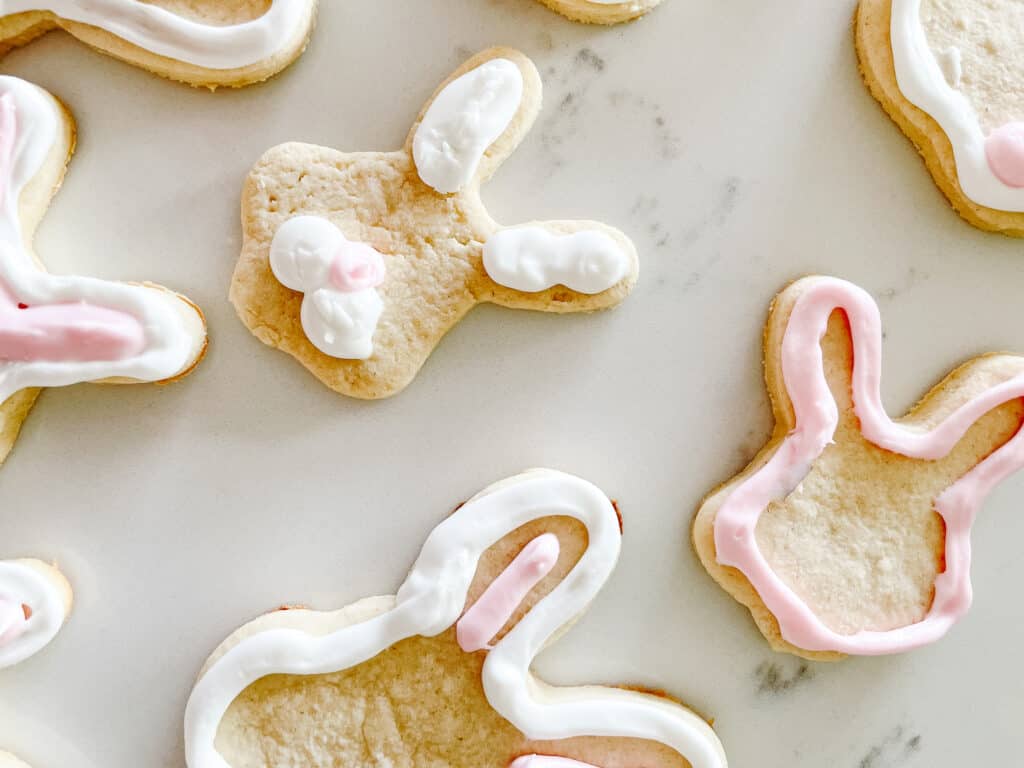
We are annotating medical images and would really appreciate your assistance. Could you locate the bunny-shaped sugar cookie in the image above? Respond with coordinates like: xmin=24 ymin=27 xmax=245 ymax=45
xmin=535 ymin=0 xmax=663 ymax=24
xmin=694 ymin=276 xmax=1024 ymax=660
xmin=0 ymin=76 xmax=206 ymax=468
xmin=185 ymin=469 xmax=727 ymax=768
xmin=232 ymin=48 xmax=639 ymax=399
xmin=0 ymin=0 xmax=316 ymax=88
xmin=857 ymin=0 xmax=1024 ymax=234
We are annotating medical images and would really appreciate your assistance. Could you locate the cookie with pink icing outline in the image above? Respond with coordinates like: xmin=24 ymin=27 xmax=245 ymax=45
xmin=231 ymin=47 xmax=638 ymax=399
xmin=0 ymin=75 xmax=206 ymax=467
xmin=0 ymin=558 xmax=72 ymax=767
xmin=185 ymin=469 xmax=728 ymax=768
xmin=0 ymin=0 xmax=317 ymax=89
xmin=693 ymin=276 xmax=1024 ymax=660
xmin=857 ymin=0 xmax=1024 ymax=235
xmin=535 ymin=0 xmax=663 ymax=24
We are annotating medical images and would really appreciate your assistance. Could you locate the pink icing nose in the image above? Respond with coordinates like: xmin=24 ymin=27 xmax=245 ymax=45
xmin=985 ymin=122 xmax=1024 ymax=188
xmin=0 ymin=598 xmax=29 ymax=646
xmin=0 ymin=283 xmax=147 ymax=363
xmin=329 ymin=242 xmax=386 ymax=293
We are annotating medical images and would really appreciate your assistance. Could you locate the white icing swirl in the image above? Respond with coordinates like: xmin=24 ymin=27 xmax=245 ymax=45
xmin=0 ymin=0 xmax=315 ymax=70
xmin=0 ymin=561 xmax=65 ymax=670
xmin=412 ymin=58 xmax=524 ymax=194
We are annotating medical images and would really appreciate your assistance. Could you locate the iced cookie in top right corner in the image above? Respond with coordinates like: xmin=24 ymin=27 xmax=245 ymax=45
xmin=856 ymin=0 xmax=1024 ymax=235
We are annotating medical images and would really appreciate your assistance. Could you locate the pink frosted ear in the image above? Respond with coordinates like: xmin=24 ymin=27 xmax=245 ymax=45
xmin=985 ymin=122 xmax=1024 ymax=188
xmin=456 ymin=533 xmax=560 ymax=652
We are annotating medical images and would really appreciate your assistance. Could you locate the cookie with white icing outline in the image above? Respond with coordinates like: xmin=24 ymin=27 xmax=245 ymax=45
xmin=693 ymin=276 xmax=1024 ymax=660
xmin=185 ymin=469 xmax=727 ymax=768
xmin=231 ymin=47 xmax=638 ymax=399
xmin=536 ymin=0 xmax=663 ymax=24
xmin=856 ymin=0 xmax=1024 ymax=235
xmin=0 ymin=0 xmax=317 ymax=89
xmin=0 ymin=76 xmax=206 ymax=467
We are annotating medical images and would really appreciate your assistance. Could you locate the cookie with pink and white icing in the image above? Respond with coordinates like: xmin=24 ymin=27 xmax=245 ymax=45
xmin=185 ymin=469 xmax=727 ymax=768
xmin=693 ymin=276 xmax=1024 ymax=660
xmin=857 ymin=0 xmax=1024 ymax=234
xmin=0 ymin=76 xmax=206 ymax=467
xmin=232 ymin=48 xmax=638 ymax=399
xmin=535 ymin=0 xmax=663 ymax=24
xmin=0 ymin=0 xmax=317 ymax=89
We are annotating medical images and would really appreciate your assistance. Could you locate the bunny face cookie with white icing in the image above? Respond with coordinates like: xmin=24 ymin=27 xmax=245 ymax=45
xmin=185 ymin=469 xmax=728 ymax=768
xmin=0 ymin=76 xmax=206 ymax=467
xmin=0 ymin=0 xmax=316 ymax=89
xmin=857 ymin=0 xmax=1024 ymax=234
xmin=535 ymin=0 xmax=663 ymax=24
xmin=232 ymin=48 xmax=638 ymax=399
xmin=693 ymin=276 xmax=1024 ymax=661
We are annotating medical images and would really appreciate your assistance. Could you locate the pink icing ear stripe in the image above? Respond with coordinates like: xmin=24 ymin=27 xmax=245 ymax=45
xmin=0 ymin=597 xmax=28 ymax=646
xmin=0 ymin=283 xmax=147 ymax=363
xmin=509 ymin=757 xmax=602 ymax=768
xmin=714 ymin=277 xmax=1024 ymax=655
xmin=457 ymin=533 xmax=560 ymax=652
xmin=985 ymin=122 xmax=1024 ymax=188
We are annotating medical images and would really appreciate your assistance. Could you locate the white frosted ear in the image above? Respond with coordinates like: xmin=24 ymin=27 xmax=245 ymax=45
xmin=269 ymin=215 xmax=344 ymax=292
xmin=412 ymin=58 xmax=524 ymax=194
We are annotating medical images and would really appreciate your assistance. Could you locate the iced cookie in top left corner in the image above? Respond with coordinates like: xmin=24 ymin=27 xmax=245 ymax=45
xmin=0 ymin=0 xmax=318 ymax=89
xmin=0 ymin=75 xmax=207 ymax=469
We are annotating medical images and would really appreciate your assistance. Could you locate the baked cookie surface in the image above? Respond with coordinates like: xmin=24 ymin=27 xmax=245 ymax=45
xmin=535 ymin=0 xmax=663 ymax=24
xmin=185 ymin=470 xmax=727 ymax=768
xmin=857 ymin=0 xmax=1024 ymax=234
xmin=232 ymin=47 xmax=639 ymax=399
xmin=694 ymin=276 xmax=1024 ymax=660
xmin=0 ymin=0 xmax=317 ymax=88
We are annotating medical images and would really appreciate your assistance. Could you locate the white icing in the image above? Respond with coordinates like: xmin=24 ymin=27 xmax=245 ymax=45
xmin=0 ymin=0 xmax=314 ymax=70
xmin=483 ymin=227 xmax=630 ymax=294
xmin=0 ymin=561 xmax=65 ymax=670
xmin=412 ymin=58 xmax=524 ymax=194
xmin=0 ymin=76 xmax=198 ymax=406
xmin=891 ymin=0 xmax=1024 ymax=210
xmin=183 ymin=470 xmax=727 ymax=768
xmin=269 ymin=216 xmax=384 ymax=361
xmin=937 ymin=45 xmax=962 ymax=88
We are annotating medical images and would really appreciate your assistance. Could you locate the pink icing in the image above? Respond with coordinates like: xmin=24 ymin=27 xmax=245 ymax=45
xmin=0 ymin=597 xmax=28 ymax=646
xmin=985 ymin=122 xmax=1024 ymax=188
xmin=509 ymin=757 xmax=601 ymax=768
xmin=714 ymin=277 xmax=1024 ymax=655
xmin=0 ymin=88 xmax=147 ymax=365
xmin=329 ymin=241 xmax=386 ymax=293
xmin=457 ymin=533 xmax=560 ymax=652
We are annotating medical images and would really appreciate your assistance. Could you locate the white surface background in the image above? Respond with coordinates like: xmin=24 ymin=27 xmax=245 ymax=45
xmin=1 ymin=1 xmax=1022 ymax=766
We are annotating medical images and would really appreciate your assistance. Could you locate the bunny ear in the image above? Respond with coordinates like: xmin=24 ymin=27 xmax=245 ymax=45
xmin=407 ymin=48 xmax=542 ymax=195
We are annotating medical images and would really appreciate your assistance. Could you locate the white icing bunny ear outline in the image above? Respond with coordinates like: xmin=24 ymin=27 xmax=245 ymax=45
xmin=0 ymin=559 xmax=71 ymax=671
xmin=184 ymin=470 xmax=727 ymax=768
xmin=704 ymin=276 xmax=1024 ymax=656
xmin=237 ymin=47 xmax=638 ymax=397
xmin=0 ymin=0 xmax=317 ymax=88
xmin=0 ymin=76 xmax=205 ymax=466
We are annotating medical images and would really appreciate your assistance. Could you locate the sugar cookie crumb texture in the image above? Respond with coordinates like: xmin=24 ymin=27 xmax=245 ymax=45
xmin=855 ymin=0 xmax=1024 ymax=234
xmin=535 ymin=0 xmax=663 ymax=24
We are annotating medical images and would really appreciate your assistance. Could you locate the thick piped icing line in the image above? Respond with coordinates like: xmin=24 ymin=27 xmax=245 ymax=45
xmin=0 ymin=0 xmax=314 ymax=71
xmin=890 ymin=0 xmax=1024 ymax=210
xmin=457 ymin=533 xmax=560 ymax=652
xmin=714 ymin=277 xmax=1024 ymax=655
xmin=184 ymin=470 xmax=727 ymax=768
xmin=0 ymin=76 xmax=196 ymax=405
xmin=269 ymin=215 xmax=386 ymax=360
xmin=484 ymin=227 xmax=631 ymax=294
xmin=413 ymin=58 xmax=524 ymax=194
xmin=0 ymin=561 xmax=65 ymax=669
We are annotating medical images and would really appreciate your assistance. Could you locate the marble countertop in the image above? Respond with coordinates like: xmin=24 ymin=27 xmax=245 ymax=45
xmin=1 ymin=1 xmax=1021 ymax=766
